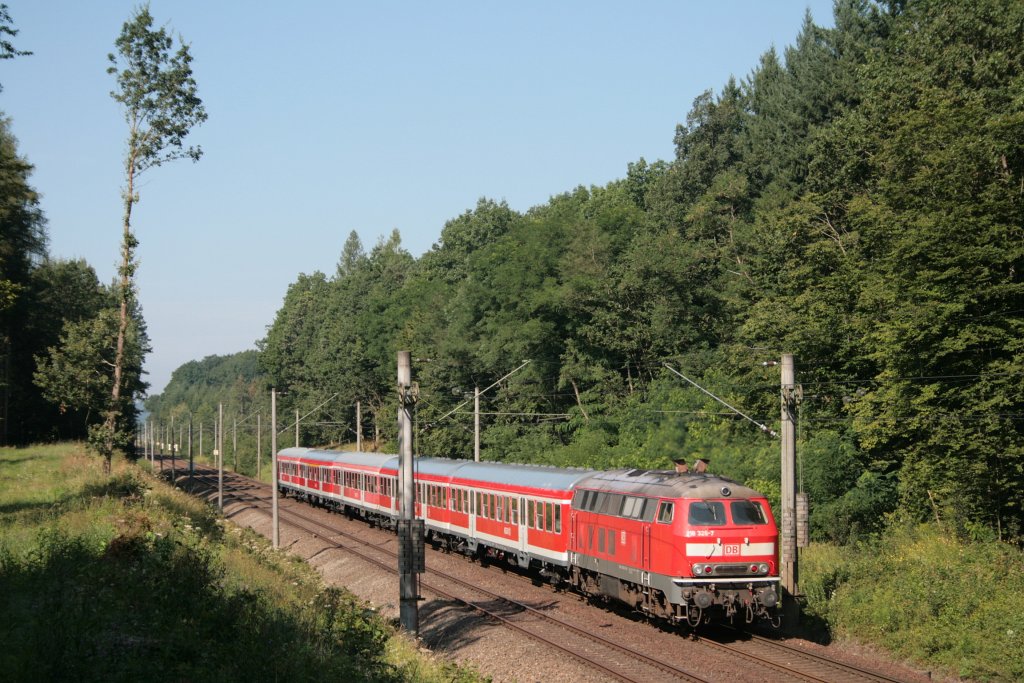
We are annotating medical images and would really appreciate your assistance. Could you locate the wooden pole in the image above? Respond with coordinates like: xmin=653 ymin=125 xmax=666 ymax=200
xmin=356 ymin=401 xmax=362 ymax=451
xmin=474 ymin=386 xmax=481 ymax=462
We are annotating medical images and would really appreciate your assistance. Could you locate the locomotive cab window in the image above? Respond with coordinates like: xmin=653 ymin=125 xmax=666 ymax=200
xmin=730 ymin=500 xmax=768 ymax=525
xmin=656 ymin=501 xmax=674 ymax=524
xmin=688 ymin=501 xmax=726 ymax=526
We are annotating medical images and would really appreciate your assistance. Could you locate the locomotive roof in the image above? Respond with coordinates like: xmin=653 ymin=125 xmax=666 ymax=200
xmin=277 ymin=448 xmax=593 ymax=493
xmin=576 ymin=469 xmax=765 ymax=500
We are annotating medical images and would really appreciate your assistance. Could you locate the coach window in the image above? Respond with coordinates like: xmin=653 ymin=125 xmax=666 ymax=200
xmin=554 ymin=505 xmax=562 ymax=533
xmin=511 ymin=498 xmax=519 ymax=525
xmin=656 ymin=501 xmax=675 ymax=524
xmin=527 ymin=500 xmax=535 ymax=529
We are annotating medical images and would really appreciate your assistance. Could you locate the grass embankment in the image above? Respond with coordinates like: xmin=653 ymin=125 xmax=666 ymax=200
xmin=801 ymin=525 xmax=1024 ymax=682
xmin=0 ymin=443 xmax=482 ymax=682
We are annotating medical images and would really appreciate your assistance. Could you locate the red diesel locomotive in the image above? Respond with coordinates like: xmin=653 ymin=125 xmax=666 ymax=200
xmin=277 ymin=447 xmax=780 ymax=625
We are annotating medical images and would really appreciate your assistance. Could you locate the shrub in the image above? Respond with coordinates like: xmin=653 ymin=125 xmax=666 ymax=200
xmin=802 ymin=524 xmax=1024 ymax=682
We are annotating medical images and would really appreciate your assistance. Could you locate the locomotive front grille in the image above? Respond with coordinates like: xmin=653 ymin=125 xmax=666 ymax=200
xmin=711 ymin=563 xmax=758 ymax=576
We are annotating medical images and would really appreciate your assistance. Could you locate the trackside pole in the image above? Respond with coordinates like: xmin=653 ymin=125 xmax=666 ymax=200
xmin=356 ymin=401 xmax=362 ymax=452
xmin=397 ymin=351 xmax=420 ymax=635
xmin=780 ymin=353 xmax=799 ymax=622
xmin=272 ymin=388 xmax=279 ymax=549
xmin=218 ymin=402 xmax=224 ymax=513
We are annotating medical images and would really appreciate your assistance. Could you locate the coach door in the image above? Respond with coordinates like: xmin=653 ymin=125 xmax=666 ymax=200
xmin=518 ymin=497 xmax=527 ymax=554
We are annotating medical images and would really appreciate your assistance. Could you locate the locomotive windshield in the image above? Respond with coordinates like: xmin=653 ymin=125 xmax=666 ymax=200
xmin=688 ymin=501 xmax=726 ymax=526
xmin=688 ymin=500 xmax=769 ymax=526
xmin=730 ymin=500 xmax=768 ymax=525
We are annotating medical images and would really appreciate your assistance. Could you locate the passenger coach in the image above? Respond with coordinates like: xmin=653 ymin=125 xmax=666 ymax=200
xmin=277 ymin=448 xmax=594 ymax=573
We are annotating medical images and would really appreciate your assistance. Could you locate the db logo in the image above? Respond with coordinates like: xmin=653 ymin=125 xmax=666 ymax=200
xmin=724 ymin=544 xmax=740 ymax=556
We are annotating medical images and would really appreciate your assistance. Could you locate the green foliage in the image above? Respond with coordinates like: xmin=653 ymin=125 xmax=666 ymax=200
xmin=802 ymin=524 xmax=1024 ymax=682
xmin=107 ymin=6 xmax=207 ymax=172
xmin=34 ymin=299 xmax=149 ymax=443
xmin=0 ymin=117 xmax=49 ymax=445
xmin=0 ymin=4 xmax=31 ymax=89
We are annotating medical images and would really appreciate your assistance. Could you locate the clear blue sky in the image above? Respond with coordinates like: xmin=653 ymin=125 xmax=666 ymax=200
xmin=2 ymin=1 xmax=835 ymax=397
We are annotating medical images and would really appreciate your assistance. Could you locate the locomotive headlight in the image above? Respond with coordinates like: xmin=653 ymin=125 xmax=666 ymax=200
xmin=693 ymin=564 xmax=703 ymax=575
xmin=758 ymin=563 xmax=768 ymax=574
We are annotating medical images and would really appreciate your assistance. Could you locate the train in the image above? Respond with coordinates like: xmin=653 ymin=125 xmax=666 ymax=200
xmin=276 ymin=447 xmax=781 ymax=626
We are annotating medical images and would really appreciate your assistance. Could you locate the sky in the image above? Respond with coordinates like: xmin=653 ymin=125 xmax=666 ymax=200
xmin=1 ymin=1 xmax=836 ymax=397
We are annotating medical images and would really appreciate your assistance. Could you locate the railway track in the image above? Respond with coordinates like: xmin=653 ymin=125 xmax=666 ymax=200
xmin=699 ymin=628 xmax=910 ymax=683
xmin=166 ymin=461 xmax=919 ymax=683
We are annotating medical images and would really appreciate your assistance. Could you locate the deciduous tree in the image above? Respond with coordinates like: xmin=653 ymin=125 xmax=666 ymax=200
xmin=103 ymin=6 xmax=206 ymax=469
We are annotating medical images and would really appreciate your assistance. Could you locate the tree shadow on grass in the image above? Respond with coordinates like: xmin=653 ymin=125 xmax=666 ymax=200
xmin=0 ymin=455 xmax=41 ymax=467
xmin=0 ymin=528 xmax=400 ymax=682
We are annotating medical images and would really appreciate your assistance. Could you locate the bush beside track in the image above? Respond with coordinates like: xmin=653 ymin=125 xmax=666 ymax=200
xmin=0 ymin=444 xmax=482 ymax=682
xmin=801 ymin=525 xmax=1024 ymax=682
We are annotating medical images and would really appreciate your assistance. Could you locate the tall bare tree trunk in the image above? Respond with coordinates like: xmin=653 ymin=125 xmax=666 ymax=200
xmin=103 ymin=148 xmax=137 ymax=473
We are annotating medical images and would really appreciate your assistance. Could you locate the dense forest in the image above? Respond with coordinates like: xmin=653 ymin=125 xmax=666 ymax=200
xmin=149 ymin=0 xmax=1020 ymax=545
xmin=0 ymin=111 xmax=147 ymax=447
